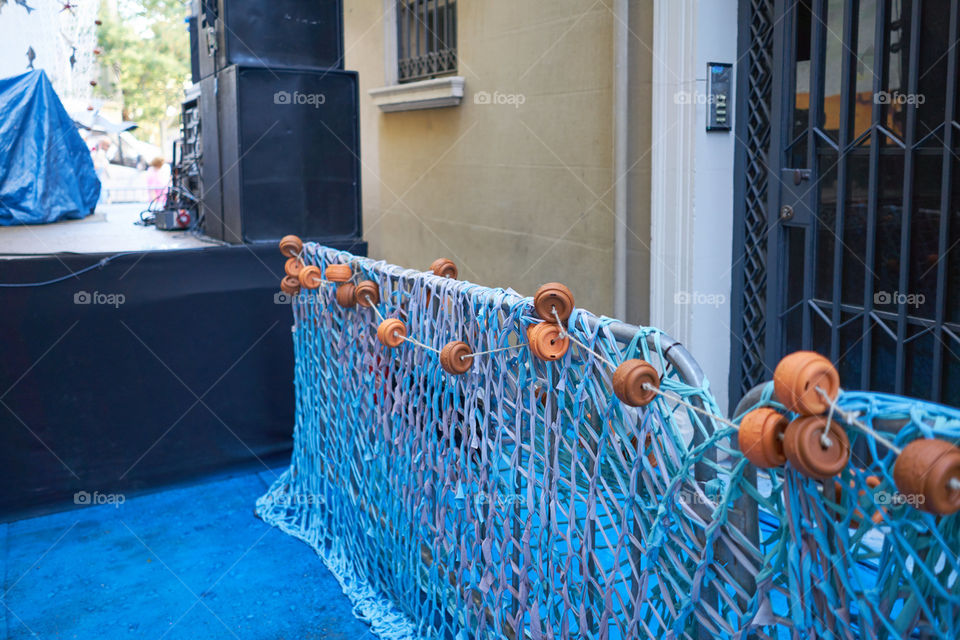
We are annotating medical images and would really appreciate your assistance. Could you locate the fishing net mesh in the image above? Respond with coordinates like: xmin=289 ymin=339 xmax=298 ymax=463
xmin=257 ymin=245 xmax=959 ymax=640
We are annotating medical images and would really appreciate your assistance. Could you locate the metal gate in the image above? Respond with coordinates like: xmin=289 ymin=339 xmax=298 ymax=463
xmin=734 ymin=0 xmax=960 ymax=407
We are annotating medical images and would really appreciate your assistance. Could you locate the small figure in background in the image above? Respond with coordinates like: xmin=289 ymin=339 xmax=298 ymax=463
xmin=69 ymin=47 xmax=77 ymax=70
xmin=26 ymin=46 xmax=35 ymax=70
xmin=15 ymin=0 xmax=35 ymax=14
xmin=92 ymin=139 xmax=111 ymax=181
xmin=145 ymin=157 xmax=169 ymax=204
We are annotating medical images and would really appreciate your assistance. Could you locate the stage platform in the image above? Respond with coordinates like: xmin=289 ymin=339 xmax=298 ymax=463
xmin=0 ymin=469 xmax=374 ymax=639
xmin=0 ymin=203 xmax=213 ymax=256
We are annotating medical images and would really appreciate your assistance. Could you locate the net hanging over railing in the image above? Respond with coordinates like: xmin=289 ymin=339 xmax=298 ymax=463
xmin=257 ymin=240 xmax=960 ymax=640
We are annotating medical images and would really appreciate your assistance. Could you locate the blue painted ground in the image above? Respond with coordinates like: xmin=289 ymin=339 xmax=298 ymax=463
xmin=0 ymin=470 xmax=376 ymax=640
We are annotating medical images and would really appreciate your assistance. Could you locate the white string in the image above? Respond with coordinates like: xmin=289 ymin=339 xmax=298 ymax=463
xmin=815 ymin=387 xmax=903 ymax=455
xmin=821 ymin=396 xmax=837 ymax=449
xmin=468 ymin=343 xmax=526 ymax=359
xmin=401 ymin=334 xmax=441 ymax=355
xmin=641 ymin=383 xmax=743 ymax=431
xmin=364 ymin=286 xmax=924 ymax=479
xmin=366 ymin=296 xmax=385 ymax=322
xmin=374 ymin=301 xmax=442 ymax=354
xmin=550 ymin=307 xmax=617 ymax=370
xmin=367 ymin=293 xmax=442 ymax=355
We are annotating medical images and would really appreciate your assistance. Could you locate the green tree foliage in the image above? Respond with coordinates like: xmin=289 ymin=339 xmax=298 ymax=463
xmin=95 ymin=0 xmax=190 ymax=143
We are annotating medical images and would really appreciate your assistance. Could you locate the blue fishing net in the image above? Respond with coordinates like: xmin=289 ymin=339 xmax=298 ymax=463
xmin=258 ymin=245 xmax=959 ymax=639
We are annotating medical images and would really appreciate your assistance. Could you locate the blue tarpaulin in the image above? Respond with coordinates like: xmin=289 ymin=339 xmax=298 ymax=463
xmin=0 ymin=70 xmax=100 ymax=226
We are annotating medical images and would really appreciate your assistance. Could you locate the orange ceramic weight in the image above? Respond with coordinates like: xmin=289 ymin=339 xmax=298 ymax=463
xmin=279 ymin=235 xmax=302 ymax=258
xmin=336 ymin=283 xmax=357 ymax=308
xmin=430 ymin=258 xmax=458 ymax=279
xmin=773 ymin=351 xmax=840 ymax=415
xmin=627 ymin=432 xmax=660 ymax=468
xmin=526 ymin=322 xmax=569 ymax=361
xmin=325 ymin=264 xmax=352 ymax=283
xmin=612 ymin=359 xmax=660 ymax=407
xmin=280 ymin=275 xmax=300 ymax=296
xmin=834 ymin=474 xmax=884 ymax=526
xmin=298 ymin=265 xmax=323 ymax=289
xmin=377 ymin=319 xmax=407 ymax=348
xmin=893 ymin=438 xmax=960 ymax=515
xmin=526 ymin=325 xmax=541 ymax=360
xmin=534 ymin=283 xmax=575 ymax=323
xmin=782 ymin=415 xmax=850 ymax=479
xmin=355 ymin=280 xmax=380 ymax=307
xmin=737 ymin=408 xmax=789 ymax=468
xmin=284 ymin=258 xmax=303 ymax=278
xmin=440 ymin=341 xmax=473 ymax=375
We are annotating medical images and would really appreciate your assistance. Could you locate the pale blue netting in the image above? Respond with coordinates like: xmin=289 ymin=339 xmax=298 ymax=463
xmin=257 ymin=245 xmax=960 ymax=639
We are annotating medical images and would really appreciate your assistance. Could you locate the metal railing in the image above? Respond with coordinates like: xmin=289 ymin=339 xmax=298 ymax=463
xmin=100 ymin=186 xmax=154 ymax=205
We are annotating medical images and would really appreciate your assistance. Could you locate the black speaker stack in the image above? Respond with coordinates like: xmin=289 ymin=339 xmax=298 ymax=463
xmin=182 ymin=0 xmax=363 ymax=247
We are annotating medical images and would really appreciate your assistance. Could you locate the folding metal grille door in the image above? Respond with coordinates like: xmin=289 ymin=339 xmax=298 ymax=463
xmin=732 ymin=0 xmax=777 ymax=403
xmin=742 ymin=0 xmax=960 ymax=406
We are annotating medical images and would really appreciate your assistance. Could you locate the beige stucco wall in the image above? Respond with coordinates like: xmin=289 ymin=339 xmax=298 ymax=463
xmin=344 ymin=0 xmax=652 ymax=320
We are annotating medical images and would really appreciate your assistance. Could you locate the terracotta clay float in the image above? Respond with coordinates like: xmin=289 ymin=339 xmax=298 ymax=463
xmin=284 ymin=258 xmax=303 ymax=278
xmin=774 ymin=351 xmax=840 ymax=415
xmin=298 ymin=265 xmax=323 ymax=289
xmin=534 ymin=283 xmax=575 ymax=323
xmin=737 ymin=407 xmax=789 ymax=469
xmin=440 ymin=341 xmax=473 ymax=375
xmin=782 ymin=415 xmax=850 ymax=479
xmin=355 ymin=281 xmax=380 ymax=307
xmin=894 ymin=438 xmax=960 ymax=515
xmin=430 ymin=258 xmax=458 ymax=279
xmin=336 ymin=283 xmax=357 ymax=308
xmin=527 ymin=323 xmax=569 ymax=361
xmin=377 ymin=319 xmax=407 ymax=348
xmin=280 ymin=275 xmax=300 ymax=297
xmin=612 ymin=359 xmax=660 ymax=407
xmin=325 ymin=264 xmax=352 ymax=283
xmin=834 ymin=474 xmax=885 ymax=527
xmin=279 ymin=235 xmax=303 ymax=259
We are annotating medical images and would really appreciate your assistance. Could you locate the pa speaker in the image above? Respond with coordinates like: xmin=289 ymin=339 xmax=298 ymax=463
xmin=196 ymin=75 xmax=223 ymax=240
xmin=215 ymin=0 xmax=344 ymax=73
xmin=215 ymin=65 xmax=361 ymax=244
xmin=194 ymin=0 xmax=218 ymax=80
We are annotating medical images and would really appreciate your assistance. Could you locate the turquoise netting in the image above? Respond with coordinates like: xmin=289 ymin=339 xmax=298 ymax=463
xmin=257 ymin=245 xmax=960 ymax=639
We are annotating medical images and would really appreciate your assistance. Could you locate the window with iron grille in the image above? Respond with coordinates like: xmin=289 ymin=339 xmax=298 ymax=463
xmin=397 ymin=0 xmax=457 ymax=83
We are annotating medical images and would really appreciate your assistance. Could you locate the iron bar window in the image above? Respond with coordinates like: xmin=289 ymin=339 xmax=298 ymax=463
xmin=397 ymin=0 xmax=457 ymax=83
